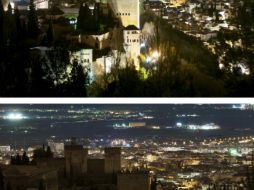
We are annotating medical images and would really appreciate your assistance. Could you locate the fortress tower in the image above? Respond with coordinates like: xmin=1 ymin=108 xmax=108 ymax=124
xmin=108 ymin=0 xmax=140 ymax=28
xmin=104 ymin=147 xmax=121 ymax=173
xmin=64 ymin=138 xmax=88 ymax=179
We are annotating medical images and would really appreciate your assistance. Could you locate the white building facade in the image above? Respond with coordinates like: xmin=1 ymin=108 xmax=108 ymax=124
xmin=123 ymin=25 xmax=141 ymax=67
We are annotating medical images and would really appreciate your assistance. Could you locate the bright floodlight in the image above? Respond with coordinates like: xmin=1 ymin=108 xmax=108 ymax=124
xmin=176 ymin=122 xmax=182 ymax=127
xmin=146 ymin=56 xmax=152 ymax=63
xmin=140 ymin=43 xmax=146 ymax=48
xmin=5 ymin=113 xmax=26 ymax=120
xmin=151 ymin=51 xmax=160 ymax=58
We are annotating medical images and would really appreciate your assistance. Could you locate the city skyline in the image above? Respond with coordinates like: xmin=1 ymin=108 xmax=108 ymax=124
xmin=0 ymin=103 xmax=254 ymax=146
xmin=1 ymin=103 xmax=254 ymax=190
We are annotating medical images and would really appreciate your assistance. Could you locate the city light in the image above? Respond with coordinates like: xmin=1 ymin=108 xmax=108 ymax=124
xmin=187 ymin=123 xmax=220 ymax=130
xmin=4 ymin=113 xmax=28 ymax=120
xmin=229 ymin=148 xmax=241 ymax=157
xmin=175 ymin=122 xmax=220 ymax=130
xmin=176 ymin=122 xmax=183 ymax=127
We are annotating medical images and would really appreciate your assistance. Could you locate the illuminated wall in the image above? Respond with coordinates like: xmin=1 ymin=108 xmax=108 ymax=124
xmin=1 ymin=0 xmax=9 ymax=11
xmin=108 ymin=0 xmax=140 ymax=28
xmin=123 ymin=27 xmax=141 ymax=67
xmin=35 ymin=0 xmax=49 ymax=9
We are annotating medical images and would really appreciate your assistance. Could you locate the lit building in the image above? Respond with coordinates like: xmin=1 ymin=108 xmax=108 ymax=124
xmin=123 ymin=25 xmax=141 ymax=67
xmin=69 ymin=49 xmax=93 ymax=81
xmin=108 ymin=0 xmax=142 ymax=67
xmin=34 ymin=0 xmax=48 ymax=9
xmin=0 ymin=145 xmax=11 ymax=152
xmin=47 ymin=140 xmax=64 ymax=157
xmin=74 ymin=49 xmax=93 ymax=67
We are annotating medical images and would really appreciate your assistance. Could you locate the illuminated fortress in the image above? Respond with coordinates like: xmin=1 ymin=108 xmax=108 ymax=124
xmin=108 ymin=0 xmax=140 ymax=28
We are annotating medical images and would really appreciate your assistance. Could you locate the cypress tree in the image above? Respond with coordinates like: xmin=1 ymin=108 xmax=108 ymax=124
xmin=14 ymin=7 xmax=22 ymax=42
xmin=47 ymin=20 xmax=54 ymax=45
xmin=5 ymin=3 xmax=17 ymax=45
xmin=77 ymin=3 xmax=92 ymax=32
xmin=7 ymin=3 xmax=12 ymax=16
xmin=15 ymin=154 xmax=21 ymax=165
xmin=77 ymin=3 xmax=85 ymax=31
xmin=0 ymin=0 xmax=4 ymax=46
xmin=94 ymin=3 xmax=100 ymax=31
xmin=28 ymin=0 xmax=39 ymax=38
xmin=46 ymin=146 xmax=53 ymax=157
xmin=84 ymin=3 xmax=92 ymax=31
xmin=22 ymin=151 xmax=30 ymax=165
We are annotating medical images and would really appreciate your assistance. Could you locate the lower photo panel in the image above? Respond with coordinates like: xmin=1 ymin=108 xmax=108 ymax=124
xmin=0 ymin=103 xmax=253 ymax=190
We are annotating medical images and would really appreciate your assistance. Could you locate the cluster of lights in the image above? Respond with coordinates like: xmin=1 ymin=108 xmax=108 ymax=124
xmin=229 ymin=148 xmax=242 ymax=157
xmin=175 ymin=122 xmax=220 ymax=130
xmin=176 ymin=114 xmax=199 ymax=117
xmin=146 ymin=51 xmax=160 ymax=63
xmin=3 ymin=113 xmax=28 ymax=120
xmin=113 ymin=123 xmax=129 ymax=129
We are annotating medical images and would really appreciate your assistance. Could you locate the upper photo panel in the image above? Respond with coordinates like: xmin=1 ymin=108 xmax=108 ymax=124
xmin=0 ymin=0 xmax=253 ymax=97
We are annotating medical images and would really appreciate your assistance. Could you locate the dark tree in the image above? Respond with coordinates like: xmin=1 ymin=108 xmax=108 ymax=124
xmin=38 ymin=180 xmax=45 ymax=190
xmin=0 ymin=0 xmax=4 ymax=46
xmin=77 ymin=3 xmax=86 ymax=31
xmin=6 ymin=181 xmax=12 ymax=190
xmin=46 ymin=146 xmax=53 ymax=158
xmin=76 ymin=3 xmax=92 ymax=32
xmin=7 ymin=3 xmax=12 ymax=16
xmin=102 ymin=64 xmax=144 ymax=97
xmin=0 ymin=166 xmax=4 ymax=190
xmin=28 ymin=0 xmax=39 ymax=38
xmin=150 ymin=176 xmax=157 ymax=190
xmin=33 ymin=145 xmax=53 ymax=161
xmin=14 ymin=7 xmax=22 ymax=42
xmin=47 ymin=20 xmax=54 ymax=45
xmin=15 ymin=154 xmax=21 ymax=165
xmin=11 ymin=152 xmax=30 ymax=165
xmin=67 ymin=60 xmax=87 ymax=96
xmin=22 ymin=151 xmax=30 ymax=165
xmin=5 ymin=3 xmax=16 ymax=45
